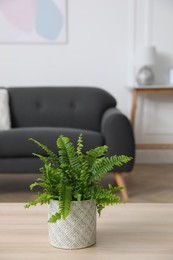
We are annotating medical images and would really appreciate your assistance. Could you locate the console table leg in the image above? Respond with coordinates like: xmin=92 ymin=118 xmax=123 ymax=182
xmin=131 ymin=89 xmax=138 ymax=128
xmin=114 ymin=172 xmax=128 ymax=201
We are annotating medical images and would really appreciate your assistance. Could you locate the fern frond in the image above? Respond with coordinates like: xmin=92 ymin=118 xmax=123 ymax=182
xmin=58 ymin=183 xmax=72 ymax=220
xmin=57 ymin=135 xmax=81 ymax=175
xmin=84 ymin=185 xmax=121 ymax=215
xmin=32 ymin=153 xmax=48 ymax=164
xmin=29 ymin=164 xmax=63 ymax=195
xmin=96 ymin=194 xmax=121 ymax=215
xmin=73 ymin=192 xmax=82 ymax=201
xmin=108 ymin=184 xmax=124 ymax=192
xmin=42 ymin=167 xmax=64 ymax=195
xmin=30 ymin=181 xmax=48 ymax=190
xmin=29 ymin=138 xmax=59 ymax=166
xmin=86 ymin=145 xmax=108 ymax=158
xmin=24 ymin=192 xmax=52 ymax=208
xmin=91 ymin=155 xmax=132 ymax=181
xmin=76 ymin=133 xmax=83 ymax=157
xmin=110 ymin=155 xmax=133 ymax=166
xmin=85 ymin=145 xmax=108 ymax=170
xmin=79 ymin=161 xmax=90 ymax=187
xmin=48 ymin=212 xmax=61 ymax=223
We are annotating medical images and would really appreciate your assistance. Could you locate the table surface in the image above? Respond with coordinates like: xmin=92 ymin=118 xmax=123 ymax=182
xmin=127 ymin=85 xmax=173 ymax=89
xmin=0 ymin=203 xmax=173 ymax=260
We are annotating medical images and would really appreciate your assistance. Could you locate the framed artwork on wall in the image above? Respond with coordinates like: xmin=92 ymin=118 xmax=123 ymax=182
xmin=0 ymin=0 xmax=67 ymax=43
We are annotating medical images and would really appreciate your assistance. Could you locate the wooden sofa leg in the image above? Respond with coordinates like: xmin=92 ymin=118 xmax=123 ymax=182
xmin=114 ymin=172 xmax=128 ymax=201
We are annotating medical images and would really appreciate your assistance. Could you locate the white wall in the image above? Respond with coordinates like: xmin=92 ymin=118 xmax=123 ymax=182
xmin=131 ymin=0 xmax=173 ymax=163
xmin=0 ymin=0 xmax=130 ymax=114
xmin=1 ymin=0 xmax=173 ymax=163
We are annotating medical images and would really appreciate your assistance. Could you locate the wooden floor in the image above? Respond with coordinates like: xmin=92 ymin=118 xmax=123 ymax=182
xmin=0 ymin=164 xmax=173 ymax=203
xmin=126 ymin=164 xmax=173 ymax=203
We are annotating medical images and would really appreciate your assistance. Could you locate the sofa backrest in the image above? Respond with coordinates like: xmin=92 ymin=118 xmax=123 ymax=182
xmin=8 ymin=87 xmax=116 ymax=131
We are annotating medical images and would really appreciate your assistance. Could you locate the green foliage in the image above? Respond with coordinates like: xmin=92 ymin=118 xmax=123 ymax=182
xmin=25 ymin=134 xmax=133 ymax=222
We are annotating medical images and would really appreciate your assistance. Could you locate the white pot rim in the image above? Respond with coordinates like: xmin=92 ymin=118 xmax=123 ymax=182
xmin=50 ymin=199 xmax=96 ymax=203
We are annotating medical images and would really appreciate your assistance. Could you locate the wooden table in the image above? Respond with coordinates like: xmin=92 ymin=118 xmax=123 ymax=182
xmin=0 ymin=203 xmax=173 ymax=260
xmin=129 ymin=85 xmax=173 ymax=150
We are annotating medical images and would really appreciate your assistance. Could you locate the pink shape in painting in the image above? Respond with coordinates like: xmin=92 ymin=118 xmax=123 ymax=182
xmin=0 ymin=0 xmax=36 ymax=32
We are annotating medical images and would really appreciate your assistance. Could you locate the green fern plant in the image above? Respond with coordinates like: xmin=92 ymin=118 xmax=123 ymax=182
xmin=25 ymin=134 xmax=132 ymax=222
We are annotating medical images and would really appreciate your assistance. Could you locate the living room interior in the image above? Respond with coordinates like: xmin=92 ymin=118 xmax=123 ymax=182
xmin=0 ymin=0 xmax=173 ymax=203
xmin=0 ymin=0 xmax=173 ymax=258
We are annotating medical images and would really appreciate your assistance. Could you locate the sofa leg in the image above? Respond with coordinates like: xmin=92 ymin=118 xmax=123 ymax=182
xmin=114 ymin=172 xmax=128 ymax=201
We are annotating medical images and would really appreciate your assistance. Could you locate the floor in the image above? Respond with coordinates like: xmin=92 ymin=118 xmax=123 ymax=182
xmin=125 ymin=164 xmax=173 ymax=203
xmin=0 ymin=164 xmax=173 ymax=203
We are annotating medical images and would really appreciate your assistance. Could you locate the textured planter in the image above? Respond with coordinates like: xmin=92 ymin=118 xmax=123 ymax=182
xmin=48 ymin=199 xmax=96 ymax=249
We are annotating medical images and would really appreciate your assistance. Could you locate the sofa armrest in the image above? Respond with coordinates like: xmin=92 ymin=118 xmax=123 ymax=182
xmin=101 ymin=108 xmax=135 ymax=172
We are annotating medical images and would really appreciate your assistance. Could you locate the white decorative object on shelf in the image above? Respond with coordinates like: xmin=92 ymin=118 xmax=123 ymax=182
xmin=136 ymin=66 xmax=154 ymax=85
xmin=135 ymin=46 xmax=156 ymax=85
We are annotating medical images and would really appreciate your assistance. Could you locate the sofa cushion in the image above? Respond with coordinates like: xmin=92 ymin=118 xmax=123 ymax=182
xmin=8 ymin=87 xmax=116 ymax=131
xmin=0 ymin=127 xmax=104 ymax=157
xmin=0 ymin=89 xmax=11 ymax=130
xmin=0 ymin=157 xmax=43 ymax=173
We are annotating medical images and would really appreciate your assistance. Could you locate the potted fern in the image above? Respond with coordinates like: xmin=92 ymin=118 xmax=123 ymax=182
xmin=25 ymin=134 xmax=132 ymax=249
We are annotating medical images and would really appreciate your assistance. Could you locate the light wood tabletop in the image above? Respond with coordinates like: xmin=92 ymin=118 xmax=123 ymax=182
xmin=0 ymin=203 xmax=173 ymax=260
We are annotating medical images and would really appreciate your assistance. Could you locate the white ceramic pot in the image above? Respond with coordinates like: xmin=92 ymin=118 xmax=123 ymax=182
xmin=48 ymin=199 xmax=96 ymax=249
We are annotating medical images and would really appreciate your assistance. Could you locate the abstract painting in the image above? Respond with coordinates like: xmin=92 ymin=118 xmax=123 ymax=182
xmin=0 ymin=0 xmax=67 ymax=43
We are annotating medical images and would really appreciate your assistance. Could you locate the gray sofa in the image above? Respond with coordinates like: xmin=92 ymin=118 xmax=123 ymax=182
xmin=0 ymin=87 xmax=135 ymax=176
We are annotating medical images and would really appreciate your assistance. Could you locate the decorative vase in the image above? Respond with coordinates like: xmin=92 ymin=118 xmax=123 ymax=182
xmin=136 ymin=65 xmax=155 ymax=85
xmin=48 ymin=199 xmax=96 ymax=249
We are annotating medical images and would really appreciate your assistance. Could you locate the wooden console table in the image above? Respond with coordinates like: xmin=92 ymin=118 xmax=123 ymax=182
xmin=130 ymin=85 xmax=173 ymax=150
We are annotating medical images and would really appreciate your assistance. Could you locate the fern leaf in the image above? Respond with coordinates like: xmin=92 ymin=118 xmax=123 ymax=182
xmin=24 ymin=192 xmax=52 ymax=208
xmin=73 ymin=192 xmax=82 ymax=201
xmin=85 ymin=145 xmax=108 ymax=170
xmin=30 ymin=181 xmax=48 ymax=190
xmin=110 ymin=155 xmax=133 ymax=166
xmin=91 ymin=155 xmax=132 ymax=181
xmin=32 ymin=153 xmax=48 ymax=164
xmin=29 ymin=138 xmax=59 ymax=166
xmin=48 ymin=212 xmax=61 ymax=223
xmin=79 ymin=161 xmax=90 ymax=186
xmin=84 ymin=185 xmax=121 ymax=215
xmin=59 ymin=183 xmax=72 ymax=220
xmin=57 ymin=135 xmax=81 ymax=175
xmin=86 ymin=145 xmax=108 ymax=158
xmin=108 ymin=184 xmax=124 ymax=192
xmin=76 ymin=133 xmax=83 ymax=157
